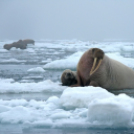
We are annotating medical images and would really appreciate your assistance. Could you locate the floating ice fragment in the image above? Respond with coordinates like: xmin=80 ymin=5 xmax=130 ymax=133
xmin=0 ymin=105 xmax=11 ymax=113
xmin=88 ymin=96 xmax=134 ymax=127
xmin=60 ymin=86 xmax=113 ymax=109
xmin=27 ymin=67 xmax=46 ymax=73
xmin=46 ymin=96 xmax=60 ymax=106
xmin=50 ymin=112 xmax=71 ymax=120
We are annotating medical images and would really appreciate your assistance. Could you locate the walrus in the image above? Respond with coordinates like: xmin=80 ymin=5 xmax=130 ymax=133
xmin=62 ymin=48 xmax=134 ymax=90
xmin=22 ymin=39 xmax=35 ymax=45
xmin=3 ymin=40 xmax=27 ymax=50
xmin=61 ymin=69 xmax=77 ymax=86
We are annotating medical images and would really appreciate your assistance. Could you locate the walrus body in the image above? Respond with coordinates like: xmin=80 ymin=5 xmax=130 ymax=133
xmin=3 ymin=39 xmax=35 ymax=50
xmin=88 ymin=54 xmax=134 ymax=90
xmin=62 ymin=48 xmax=134 ymax=90
xmin=22 ymin=39 xmax=35 ymax=45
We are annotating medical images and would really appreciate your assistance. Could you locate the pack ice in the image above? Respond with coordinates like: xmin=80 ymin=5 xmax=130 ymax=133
xmin=1 ymin=40 xmax=134 ymax=129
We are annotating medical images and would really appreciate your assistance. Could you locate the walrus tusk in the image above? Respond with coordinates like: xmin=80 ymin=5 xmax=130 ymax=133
xmin=90 ymin=57 xmax=97 ymax=75
xmin=90 ymin=59 xmax=102 ymax=76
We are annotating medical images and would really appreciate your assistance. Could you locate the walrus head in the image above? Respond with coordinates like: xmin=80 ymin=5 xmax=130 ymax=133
xmin=61 ymin=69 xmax=77 ymax=86
xmin=90 ymin=48 xmax=104 ymax=76
xmin=3 ymin=44 xmax=11 ymax=50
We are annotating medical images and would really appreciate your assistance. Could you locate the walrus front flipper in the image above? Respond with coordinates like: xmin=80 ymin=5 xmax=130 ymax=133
xmin=90 ymin=48 xmax=104 ymax=76
xmin=90 ymin=81 xmax=99 ymax=87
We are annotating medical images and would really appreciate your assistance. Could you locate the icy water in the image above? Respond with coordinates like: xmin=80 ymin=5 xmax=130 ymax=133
xmin=1 ymin=126 xmax=134 ymax=134
xmin=1 ymin=40 xmax=134 ymax=134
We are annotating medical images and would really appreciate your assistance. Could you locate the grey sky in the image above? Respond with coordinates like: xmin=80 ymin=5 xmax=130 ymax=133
xmin=0 ymin=0 xmax=134 ymax=41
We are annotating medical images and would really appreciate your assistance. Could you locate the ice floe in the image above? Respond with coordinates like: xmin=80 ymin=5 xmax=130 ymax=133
xmin=0 ymin=87 xmax=134 ymax=128
xmin=1 ymin=40 xmax=134 ymax=129
xmin=0 ymin=79 xmax=65 ymax=93
xmin=43 ymin=51 xmax=83 ymax=70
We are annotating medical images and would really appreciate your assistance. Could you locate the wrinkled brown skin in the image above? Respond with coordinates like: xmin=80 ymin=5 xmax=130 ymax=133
xmin=70 ymin=48 xmax=134 ymax=90
xmin=61 ymin=69 xmax=77 ymax=86
xmin=22 ymin=39 xmax=35 ymax=45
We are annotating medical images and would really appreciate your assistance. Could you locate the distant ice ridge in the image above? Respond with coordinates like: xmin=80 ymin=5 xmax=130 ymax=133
xmin=0 ymin=58 xmax=26 ymax=63
xmin=0 ymin=79 xmax=65 ymax=93
xmin=27 ymin=67 xmax=46 ymax=73
xmin=43 ymin=51 xmax=134 ymax=70
xmin=34 ymin=40 xmax=123 ymax=52
xmin=43 ymin=51 xmax=83 ymax=69
xmin=0 ymin=86 xmax=134 ymax=128
xmin=120 ymin=45 xmax=134 ymax=58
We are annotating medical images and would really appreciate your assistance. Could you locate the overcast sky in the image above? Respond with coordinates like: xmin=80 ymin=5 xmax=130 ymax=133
xmin=0 ymin=0 xmax=134 ymax=41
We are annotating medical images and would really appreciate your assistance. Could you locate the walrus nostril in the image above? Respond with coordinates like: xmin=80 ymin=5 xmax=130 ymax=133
xmin=67 ymin=73 xmax=71 ymax=77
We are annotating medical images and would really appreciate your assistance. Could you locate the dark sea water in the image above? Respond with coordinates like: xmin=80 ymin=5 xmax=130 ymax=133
xmin=0 ymin=124 xmax=134 ymax=134
xmin=1 ymin=127 xmax=134 ymax=134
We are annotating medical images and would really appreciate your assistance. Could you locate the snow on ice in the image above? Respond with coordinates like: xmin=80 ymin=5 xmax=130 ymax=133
xmin=0 ymin=87 xmax=134 ymax=128
xmin=43 ymin=51 xmax=83 ymax=70
xmin=0 ymin=79 xmax=65 ymax=93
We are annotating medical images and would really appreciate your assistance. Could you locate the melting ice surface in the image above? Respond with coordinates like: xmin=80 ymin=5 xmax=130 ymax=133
xmin=1 ymin=40 xmax=134 ymax=133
